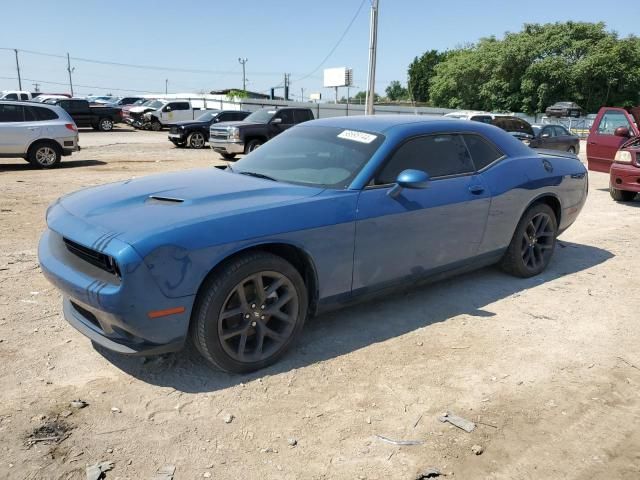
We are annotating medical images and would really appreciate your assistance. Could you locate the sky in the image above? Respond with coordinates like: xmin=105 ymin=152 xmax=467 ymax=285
xmin=0 ymin=0 xmax=637 ymax=101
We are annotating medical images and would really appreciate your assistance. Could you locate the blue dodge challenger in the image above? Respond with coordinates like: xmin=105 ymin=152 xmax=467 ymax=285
xmin=39 ymin=115 xmax=588 ymax=373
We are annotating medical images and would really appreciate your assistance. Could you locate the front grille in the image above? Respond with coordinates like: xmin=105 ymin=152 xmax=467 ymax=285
xmin=70 ymin=301 xmax=101 ymax=329
xmin=170 ymin=126 xmax=179 ymax=134
xmin=209 ymin=129 xmax=228 ymax=140
xmin=63 ymin=238 xmax=120 ymax=277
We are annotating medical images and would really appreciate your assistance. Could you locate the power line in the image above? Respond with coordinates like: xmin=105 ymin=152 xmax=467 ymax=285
xmin=292 ymin=0 xmax=367 ymax=83
xmin=0 ymin=76 xmax=163 ymax=94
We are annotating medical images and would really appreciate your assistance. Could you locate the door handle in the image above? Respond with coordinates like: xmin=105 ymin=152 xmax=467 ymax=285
xmin=468 ymin=185 xmax=485 ymax=194
xmin=28 ymin=127 xmax=39 ymax=130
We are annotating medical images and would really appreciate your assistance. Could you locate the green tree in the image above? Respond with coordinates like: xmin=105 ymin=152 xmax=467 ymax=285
xmin=417 ymin=22 xmax=640 ymax=113
xmin=407 ymin=49 xmax=447 ymax=103
xmin=385 ymin=81 xmax=409 ymax=101
xmin=351 ymin=90 xmax=380 ymax=104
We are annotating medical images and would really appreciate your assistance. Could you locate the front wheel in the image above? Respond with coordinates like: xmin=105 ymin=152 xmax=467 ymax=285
xmin=97 ymin=118 xmax=114 ymax=132
xmin=187 ymin=131 xmax=206 ymax=148
xmin=191 ymin=252 xmax=308 ymax=373
xmin=500 ymin=203 xmax=558 ymax=278
xmin=610 ymin=185 xmax=636 ymax=202
xmin=150 ymin=120 xmax=162 ymax=131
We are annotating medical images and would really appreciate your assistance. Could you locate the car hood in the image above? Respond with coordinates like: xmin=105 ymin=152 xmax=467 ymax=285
xmin=55 ymin=168 xmax=324 ymax=246
xmin=129 ymin=106 xmax=157 ymax=113
xmin=211 ymin=121 xmax=264 ymax=129
xmin=168 ymin=120 xmax=208 ymax=128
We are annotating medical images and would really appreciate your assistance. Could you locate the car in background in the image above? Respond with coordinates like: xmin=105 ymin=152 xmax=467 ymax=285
xmin=586 ymin=106 xmax=640 ymax=202
xmin=39 ymin=115 xmax=587 ymax=373
xmin=109 ymin=96 xmax=145 ymax=107
xmin=49 ymin=98 xmax=123 ymax=131
xmin=470 ymin=114 xmax=535 ymax=144
xmin=530 ymin=124 xmax=580 ymax=154
xmin=87 ymin=96 xmax=118 ymax=105
xmin=210 ymin=107 xmax=314 ymax=159
xmin=142 ymin=99 xmax=216 ymax=131
xmin=443 ymin=110 xmax=489 ymax=120
xmin=168 ymin=110 xmax=250 ymax=149
xmin=0 ymin=100 xmax=79 ymax=168
xmin=0 ymin=90 xmax=33 ymax=101
xmin=545 ymin=102 xmax=583 ymax=118
xmin=34 ymin=94 xmax=72 ymax=103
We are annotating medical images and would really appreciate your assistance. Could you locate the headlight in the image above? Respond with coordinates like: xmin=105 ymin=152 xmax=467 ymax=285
xmin=228 ymin=127 xmax=240 ymax=140
xmin=614 ymin=150 xmax=633 ymax=164
xmin=143 ymin=113 xmax=151 ymax=119
xmin=179 ymin=125 xmax=185 ymax=130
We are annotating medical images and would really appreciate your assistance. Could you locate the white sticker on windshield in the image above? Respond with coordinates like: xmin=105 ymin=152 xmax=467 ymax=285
xmin=337 ymin=129 xmax=377 ymax=144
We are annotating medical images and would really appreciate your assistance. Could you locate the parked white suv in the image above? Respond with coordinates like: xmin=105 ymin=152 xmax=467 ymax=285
xmin=0 ymin=101 xmax=79 ymax=168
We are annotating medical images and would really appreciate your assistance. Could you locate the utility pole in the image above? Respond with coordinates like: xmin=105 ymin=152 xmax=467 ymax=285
xmin=32 ymin=83 xmax=40 ymax=93
xmin=14 ymin=49 xmax=22 ymax=90
xmin=238 ymin=58 xmax=248 ymax=93
xmin=300 ymin=87 xmax=304 ymax=102
xmin=365 ymin=0 xmax=379 ymax=115
xmin=165 ymin=78 xmax=168 ymax=94
xmin=284 ymin=73 xmax=290 ymax=101
xmin=66 ymin=53 xmax=74 ymax=97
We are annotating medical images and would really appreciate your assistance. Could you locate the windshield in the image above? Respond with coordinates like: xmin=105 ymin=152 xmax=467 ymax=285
xmin=147 ymin=100 xmax=165 ymax=109
xmin=244 ymin=109 xmax=276 ymax=123
xmin=231 ymin=126 xmax=385 ymax=188
xmin=196 ymin=110 xmax=219 ymax=122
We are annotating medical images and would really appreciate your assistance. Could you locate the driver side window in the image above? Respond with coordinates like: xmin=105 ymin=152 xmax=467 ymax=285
xmin=276 ymin=110 xmax=294 ymax=125
xmin=375 ymin=134 xmax=474 ymax=185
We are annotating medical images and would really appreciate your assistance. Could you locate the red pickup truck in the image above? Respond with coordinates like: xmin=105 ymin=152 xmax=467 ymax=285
xmin=587 ymin=107 xmax=640 ymax=201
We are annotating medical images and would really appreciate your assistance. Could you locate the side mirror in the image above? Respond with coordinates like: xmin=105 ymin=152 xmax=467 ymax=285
xmin=165 ymin=106 xmax=172 ymax=112
xmin=271 ymin=117 xmax=282 ymax=124
xmin=614 ymin=126 xmax=630 ymax=138
xmin=388 ymin=169 xmax=430 ymax=198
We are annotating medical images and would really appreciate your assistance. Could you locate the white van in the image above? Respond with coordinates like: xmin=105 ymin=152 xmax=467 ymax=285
xmin=0 ymin=90 xmax=32 ymax=101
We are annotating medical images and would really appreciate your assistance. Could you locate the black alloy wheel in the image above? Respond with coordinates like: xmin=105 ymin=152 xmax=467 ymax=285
xmin=192 ymin=251 xmax=308 ymax=373
xmin=500 ymin=203 xmax=557 ymax=277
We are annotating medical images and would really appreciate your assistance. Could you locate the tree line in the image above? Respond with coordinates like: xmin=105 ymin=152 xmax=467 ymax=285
xmin=376 ymin=22 xmax=640 ymax=114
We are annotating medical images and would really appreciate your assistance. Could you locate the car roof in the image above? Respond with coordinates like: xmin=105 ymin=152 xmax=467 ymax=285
xmin=306 ymin=114 xmax=478 ymax=134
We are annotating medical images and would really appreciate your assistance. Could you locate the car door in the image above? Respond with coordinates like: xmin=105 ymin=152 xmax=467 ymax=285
xmin=587 ymin=109 xmax=637 ymax=172
xmin=269 ymin=110 xmax=295 ymax=137
xmin=66 ymin=100 xmax=92 ymax=127
xmin=0 ymin=104 xmax=38 ymax=155
xmin=553 ymin=125 xmax=574 ymax=151
xmin=352 ymin=133 xmax=491 ymax=292
xmin=538 ymin=126 xmax=557 ymax=149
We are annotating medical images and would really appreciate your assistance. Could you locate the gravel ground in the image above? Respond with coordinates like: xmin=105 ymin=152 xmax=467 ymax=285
xmin=0 ymin=128 xmax=639 ymax=479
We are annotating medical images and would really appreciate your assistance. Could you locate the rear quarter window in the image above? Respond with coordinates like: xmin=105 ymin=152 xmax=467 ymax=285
xmin=462 ymin=134 xmax=503 ymax=170
xmin=31 ymin=106 xmax=59 ymax=121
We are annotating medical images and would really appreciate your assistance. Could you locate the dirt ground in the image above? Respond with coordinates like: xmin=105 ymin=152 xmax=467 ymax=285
xmin=1 ymin=127 xmax=639 ymax=480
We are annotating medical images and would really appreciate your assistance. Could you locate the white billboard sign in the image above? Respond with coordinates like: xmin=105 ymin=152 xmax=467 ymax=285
xmin=324 ymin=67 xmax=353 ymax=88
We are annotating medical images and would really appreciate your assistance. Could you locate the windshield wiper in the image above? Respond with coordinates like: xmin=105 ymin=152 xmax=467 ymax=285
xmin=238 ymin=171 xmax=277 ymax=181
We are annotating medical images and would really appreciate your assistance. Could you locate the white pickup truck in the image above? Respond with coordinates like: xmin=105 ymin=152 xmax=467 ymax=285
xmin=0 ymin=90 xmax=33 ymax=101
xmin=127 ymin=99 xmax=216 ymax=131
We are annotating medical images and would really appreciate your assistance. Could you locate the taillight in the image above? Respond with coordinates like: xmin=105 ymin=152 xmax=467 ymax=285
xmin=65 ymin=123 xmax=78 ymax=132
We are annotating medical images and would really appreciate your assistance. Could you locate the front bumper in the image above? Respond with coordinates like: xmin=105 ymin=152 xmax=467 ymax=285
xmin=168 ymin=132 xmax=187 ymax=143
xmin=210 ymin=140 xmax=244 ymax=154
xmin=610 ymin=162 xmax=640 ymax=193
xmin=38 ymin=213 xmax=194 ymax=356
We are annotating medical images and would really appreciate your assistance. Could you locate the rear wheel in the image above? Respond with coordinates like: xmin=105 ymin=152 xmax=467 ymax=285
xmin=192 ymin=252 xmax=308 ymax=373
xmin=610 ymin=184 xmax=636 ymax=202
xmin=187 ymin=131 xmax=206 ymax=148
xmin=245 ymin=139 xmax=263 ymax=154
xmin=567 ymin=146 xmax=576 ymax=154
xmin=28 ymin=141 xmax=61 ymax=169
xmin=500 ymin=203 xmax=557 ymax=278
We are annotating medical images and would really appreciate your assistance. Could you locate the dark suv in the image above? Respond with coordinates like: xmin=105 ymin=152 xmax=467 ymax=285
xmin=209 ymin=107 xmax=314 ymax=159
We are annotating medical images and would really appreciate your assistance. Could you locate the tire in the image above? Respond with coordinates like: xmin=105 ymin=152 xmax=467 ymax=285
xmin=187 ymin=131 xmax=206 ymax=149
xmin=610 ymin=185 xmax=636 ymax=202
xmin=245 ymin=139 xmax=263 ymax=154
xmin=191 ymin=251 xmax=308 ymax=373
xmin=500 ymin=203 xmax=558 ymax=278
xmin=28 ymin=141 xmax=61 ymax=169
xmin=150 ymin=120 xmax=162 ymax=131
xmin=97 ymin=118 xmax=114 ymax=132
xmin=567 ymin=146 xmax=576 ymax=154
xmin=221 ymin=153 xmax=236 ymax=160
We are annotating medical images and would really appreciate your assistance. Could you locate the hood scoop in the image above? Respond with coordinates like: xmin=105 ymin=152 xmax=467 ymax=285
xmin=147 ymin=195 xmax=184 ymax=204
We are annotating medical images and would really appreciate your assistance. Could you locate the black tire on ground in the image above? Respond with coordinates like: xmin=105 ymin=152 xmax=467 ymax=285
xmin=221 ymin=153 xmax=236 ymax=160
xmin=610 ymin=185 xmax=636 ymax=202
xmin=97 ymin=118 xmax=114 ymax=132
xmin=191 ymin=251 xmax=308 ymax=373
xmin=187 ymin=131 xmax=206 ymax=149
xmin=245 ymin=139 xmax=263 ymax=154
xmin=150 ymin=120 xmax=162 ymax=131
xmin=28 ymin=141 xmax=62 ymax=169
xmin=567 ymin=146 xmax=576 ymax=154
xmin=500 ymin=202 xmax=558 ymax=278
